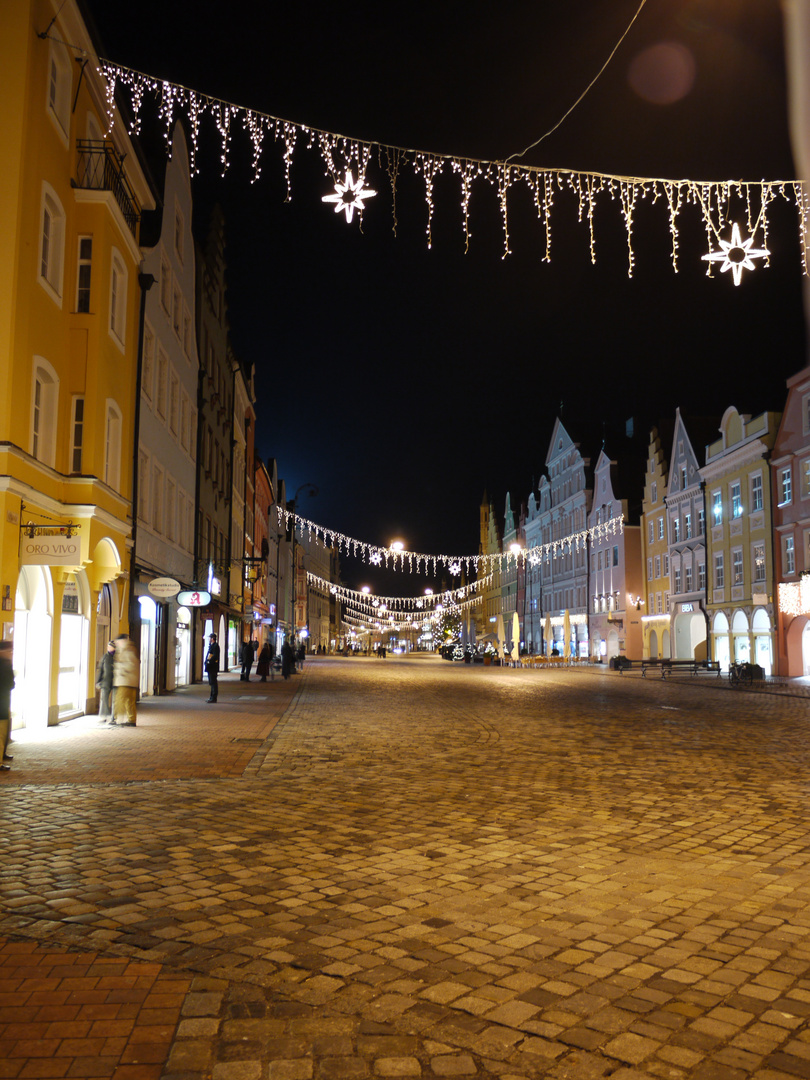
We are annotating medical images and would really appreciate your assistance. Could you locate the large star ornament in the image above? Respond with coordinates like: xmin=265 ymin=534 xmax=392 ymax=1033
xmin=322 ymin=169 xmax=377 ymax=223
xmin=701 ymin=222 xmax=770 ymax=286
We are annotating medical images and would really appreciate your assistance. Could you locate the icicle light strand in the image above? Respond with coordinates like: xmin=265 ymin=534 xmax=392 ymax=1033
xmin=100 ymin=61 xmax=807 ymax=278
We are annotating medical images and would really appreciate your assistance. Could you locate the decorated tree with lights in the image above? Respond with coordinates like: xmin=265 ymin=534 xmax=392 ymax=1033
xmin=435 ymin=603 xmax=462 ymax=648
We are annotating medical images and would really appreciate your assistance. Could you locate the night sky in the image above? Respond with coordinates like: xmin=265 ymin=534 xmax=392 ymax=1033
xmin=86 ymin=0 xmax=806 ymax=592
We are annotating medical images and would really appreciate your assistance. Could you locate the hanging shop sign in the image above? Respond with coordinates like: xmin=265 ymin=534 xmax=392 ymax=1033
xmin=176 ymin=590 xmax=212 ymax=607
xmin=20 ymin=534 xmax=81 ymax=566
xmin=147 ymin=577 xmax=181 ymax=598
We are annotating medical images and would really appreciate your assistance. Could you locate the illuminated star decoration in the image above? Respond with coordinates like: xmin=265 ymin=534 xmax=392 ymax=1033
xmin=701 ymin=222 xmax=770 ymax=286
xmin=448 ymin=562 xmax=462 ymax=576
xmin=322 ymin=169 xmax=377 ymax=223
xmin=369 ymin=551 xmax=382 ymax=565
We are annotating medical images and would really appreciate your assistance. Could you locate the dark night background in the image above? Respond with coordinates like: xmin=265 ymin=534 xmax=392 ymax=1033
xmin=86 ymin=0 xmax=807 ymax=592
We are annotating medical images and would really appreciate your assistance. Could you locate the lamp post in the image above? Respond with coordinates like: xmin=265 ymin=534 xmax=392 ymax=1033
xmin=287 ymin=483 xmax=318 ymax=648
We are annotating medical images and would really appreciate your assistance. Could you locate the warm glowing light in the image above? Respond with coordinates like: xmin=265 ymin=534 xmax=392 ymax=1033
xmin=390 ymin=541 xmax=405 ymax=552
xmin=779 ymin=578 xmax=810 ymax=616
xmin=322 ymin=169 xmax=377 ymax=223
xmin=701 ymin=222 xmax=770 ymax=286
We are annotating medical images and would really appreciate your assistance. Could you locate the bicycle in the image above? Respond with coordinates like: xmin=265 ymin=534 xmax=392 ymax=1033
xmin=728 ymin=661 xmax=753 ymax=688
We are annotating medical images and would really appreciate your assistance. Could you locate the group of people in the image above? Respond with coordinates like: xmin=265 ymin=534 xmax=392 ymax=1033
xmin=94 ymin=635 xmax=141 ymax=727
xmin=203 ymin=634 xmax=306 ymax=699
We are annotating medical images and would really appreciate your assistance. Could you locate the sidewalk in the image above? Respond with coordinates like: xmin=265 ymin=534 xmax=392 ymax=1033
xmin=0 ymin=668 xmax=302 ymax=786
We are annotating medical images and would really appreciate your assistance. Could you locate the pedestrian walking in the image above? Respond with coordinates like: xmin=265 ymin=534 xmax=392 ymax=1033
xmin=95 ymin=640 xmax=115 ymax=723
xmin=281 ymin=639 xmax=294 ymax=680
xmin=256 ymin=642 xmax=273 ymax=681
xmin=205 ymin=633 xmax=220 ymax=702
xmin=296 ymin=642 xmax=305 ymax=671
xmin=0 ymin=640 xmax=14 ymax=771
xmin=240 ymin=638 xmax=254 ymax=681
xmin=112 ymin=635 xmax=139 ymax=726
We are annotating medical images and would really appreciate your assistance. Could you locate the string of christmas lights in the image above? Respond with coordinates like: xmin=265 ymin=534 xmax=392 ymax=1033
xmin=280 ymin=507 xmax=624 ymax=575
xmin=99 ymin=61 xmax=807 ymax=280
xmin=306 ymin=571 xmax=494 ymax=611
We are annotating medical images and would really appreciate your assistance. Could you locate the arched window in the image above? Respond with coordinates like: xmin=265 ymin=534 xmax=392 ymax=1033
xmin=39 ymin=183 xmax=65 ymax=304
xmin=31 ymin=358 xmax=59 ymax=468
xmin=104 ymin=400 xmax=122 ymax=491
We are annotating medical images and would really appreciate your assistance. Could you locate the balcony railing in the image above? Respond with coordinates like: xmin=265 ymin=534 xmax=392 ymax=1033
xmin=75 ymin=140 xmax=141 ymax=236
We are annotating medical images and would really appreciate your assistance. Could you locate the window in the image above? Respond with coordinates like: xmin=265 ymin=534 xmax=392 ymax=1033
xmin=174 ymin=204 xmax=184 ymax=262
xmin=39 ymin=184 xmax=65 ymax=303
xmin=138 ymin=449 xmax=150 ymax=525
xmin=712 ymin=491 xmax=723 ymax=524
xmin=70 ymin=396 xmax=84 ymax=474
xmin=647 ymin=557 xmax=653 ymax=581
xmin=698 ymin=562 xmax=706 ymax=591
xmin=648 ymin=521 xmax=654 ymax=544
xmin=731 ymin=481 xmax=742 ymax=518
xmin=142 ymin=324 xmax=154 ymax=402
xmin=714 ymin=554 xmax=724 ymax=589
xmin=656 ymin=592 xmax=662 ymax=614
xmin=658 ymin=516 xmax=664 ymax=541
xmin=46 ymin=40 xmax=71 ymax=140
xmin=698 ymin=508 xmax=705 ymax=535
xmin=673 ymin=516 xmax=681 ymax=542
xmin=654 ymin=555 xmax=661 ymax=578
xmin=785 ymin=535 xmax=795 ymax=576
xmin=684 ymin=512 xmax=692 ymax=539
xmin=183 ymin=307 xmax=192 ymax=357
xmin=751 ymin=474 xmax=763 ymax=512
xmin=152 ymin=463 xmax=164 ymax=534
xmin=169 ymin=369 xmax=179 ymax=435
xmin=732 ymin=549 xmax=743 ymax=586
xmin=802 ymin=459 xmax=810 ymax=501
xmin=156 ymin=345 xmax=168 ymax=418
xmin=674 ymin=568 xmax=681 ymax=593
xmin=663 ymin=554 xmax=669 ymax=575
xmin=104 ymin=402 xmax=122 ymax=490
xmin=753 ymin=542 xmax=766 ymax=583
xmin=31 ymin=359 xmax=58 ymax=467
xmin=109 ymin=249 xmax=127 ymax=346
xmin=172 ymin=284 xmax=182 ymax=337
xmin=76 ymin=237 xmax=92 ymax=313
xmin=180 ymin=392 xmax=190 ymax=451
xmin=613 ymin=546 xmax=619 ymax=567
xmin=160 ymin=253 xmax=171 ymax=312
xmin=651 ymin=481 xmax=657 ymax=503
xmin=685 ymin=565 xmax=693 ymax=592
xmin=805 ymin=394 xmax=810 ymax=436
xmin=780 ymin=467 xmax=792 ymax=506
xmin=166 ymin=476 xmax=177 ymax=542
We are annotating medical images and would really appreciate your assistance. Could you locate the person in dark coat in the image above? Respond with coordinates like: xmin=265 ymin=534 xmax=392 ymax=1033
xmin=0 ymin=640 xmax=14 ymax=771
xmin=95 ymin=640 xmax=115 ymax=723
xmin=281 ymin=640 xmax=294 ymax=680
xmin=296 ymin=643 xmax=305 ymax=671
xmin=205 ymin=633 xmax=220 ymax=702
xmin=240 ymin=638 xmax=254 ymax=681
xmin=256 ymin=642 xmax=273 ymax=681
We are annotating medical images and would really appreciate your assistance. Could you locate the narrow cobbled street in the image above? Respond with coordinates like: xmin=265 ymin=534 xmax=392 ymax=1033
xmin=2 ymin=657 xmax=810 ymax=1080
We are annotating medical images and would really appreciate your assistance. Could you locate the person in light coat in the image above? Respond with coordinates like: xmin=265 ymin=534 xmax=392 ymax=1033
xmin=112 ymin=635 xmax=140 ymax=726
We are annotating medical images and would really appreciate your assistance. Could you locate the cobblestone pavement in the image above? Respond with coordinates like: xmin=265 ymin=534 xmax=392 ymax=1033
xmin=2 ymin=659 xmax=810 ymax=1080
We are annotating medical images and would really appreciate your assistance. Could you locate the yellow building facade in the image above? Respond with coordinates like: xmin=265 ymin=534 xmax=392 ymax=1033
xmin=0 ymin=0 xmax=154 ymax=727
xmin=640 ymin=423 xmax=673 ymax=659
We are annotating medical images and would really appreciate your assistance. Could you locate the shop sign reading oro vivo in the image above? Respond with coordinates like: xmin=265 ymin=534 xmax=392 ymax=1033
xmin=20 ymin=534 xmax=80 ymax=566
xmin=147 ymin=577 xmax=181 ymax=598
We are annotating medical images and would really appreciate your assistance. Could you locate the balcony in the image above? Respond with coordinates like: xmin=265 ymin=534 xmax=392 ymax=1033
xmin=74 ymin=140 xmax=140 ymax=236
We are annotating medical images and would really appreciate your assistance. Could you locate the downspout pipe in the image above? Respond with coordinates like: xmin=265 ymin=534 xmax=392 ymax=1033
xmin=128 ymin=272 xmax=155 ymax=642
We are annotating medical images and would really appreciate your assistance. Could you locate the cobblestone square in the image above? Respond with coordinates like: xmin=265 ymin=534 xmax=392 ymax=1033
xmin=2 ymin=658 xmax=810 ymax=1079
